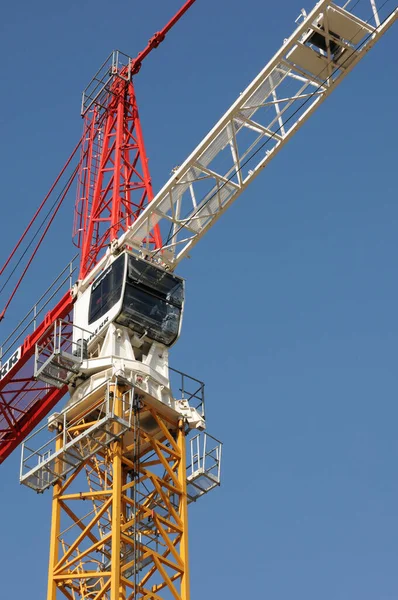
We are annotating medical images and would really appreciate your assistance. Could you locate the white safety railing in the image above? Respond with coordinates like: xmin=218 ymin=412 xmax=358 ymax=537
xmin=187 ymin=432 xmax=222 ymax=502
xmin=20 ymin=377 xmax=134 ymax=492
xmin=0 ymin=255 xmax=78 ymax=369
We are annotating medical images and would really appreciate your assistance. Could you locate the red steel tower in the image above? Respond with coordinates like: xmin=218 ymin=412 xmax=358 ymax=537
xmin=0 ymin=0 xmax=196 ymax=465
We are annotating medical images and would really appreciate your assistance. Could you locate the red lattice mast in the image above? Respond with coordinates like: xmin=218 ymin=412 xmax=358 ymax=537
xmin=74 ymin=66 xmax=162 ymax=280
xmin=0 ymin=0 xmax=196 ymax=464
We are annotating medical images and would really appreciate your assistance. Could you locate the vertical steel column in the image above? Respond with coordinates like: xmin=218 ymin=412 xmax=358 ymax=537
xmin=177 ymin=420 xmax=190 ymax=600
xmin=110 ymin=386 xmax=124 ymax=600
xmin=110 ymin=102 xmax=125 ymax=243
xmin=47 ymin=431 xmax=63 ymax=600
xmin=130 ymin=88 xmax=162 ymax=248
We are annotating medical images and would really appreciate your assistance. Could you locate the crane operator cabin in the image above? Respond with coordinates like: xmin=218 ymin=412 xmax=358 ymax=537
xmin=73 ymin=252 xmax=185 ymax=358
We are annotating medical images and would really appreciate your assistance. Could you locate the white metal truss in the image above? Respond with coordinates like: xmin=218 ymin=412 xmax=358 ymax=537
xmin=79 ymin=0 xmax=397 ymax=290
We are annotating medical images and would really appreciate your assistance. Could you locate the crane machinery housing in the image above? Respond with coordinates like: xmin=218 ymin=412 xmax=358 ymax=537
xmin=0 ymin=0 xmax=396 ymax=598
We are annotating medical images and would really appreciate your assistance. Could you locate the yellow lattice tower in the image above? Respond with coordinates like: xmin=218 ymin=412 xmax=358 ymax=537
xmin=46 ymin=385 xmax=190 ymax=600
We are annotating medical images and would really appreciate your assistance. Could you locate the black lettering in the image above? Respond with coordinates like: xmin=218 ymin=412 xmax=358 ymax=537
xmin=0 ymin=348 xmax=21 ymax=380
xmin=9 ymin=350 xmax=19 ymax=368
xmin=87 ymin=317 xmax=110 ymax=345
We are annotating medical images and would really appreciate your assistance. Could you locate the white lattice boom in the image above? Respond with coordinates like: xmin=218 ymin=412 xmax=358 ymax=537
xmin=76 ymin=0 xmax=396 ymax=287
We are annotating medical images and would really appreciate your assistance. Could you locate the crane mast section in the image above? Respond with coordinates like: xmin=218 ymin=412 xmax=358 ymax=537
xmin=95 ymin=0 xmax=396 ymax=275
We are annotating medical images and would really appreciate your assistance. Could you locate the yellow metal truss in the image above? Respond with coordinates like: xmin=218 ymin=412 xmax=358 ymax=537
xmin=47 ymin=385 xmax=190 ymax=600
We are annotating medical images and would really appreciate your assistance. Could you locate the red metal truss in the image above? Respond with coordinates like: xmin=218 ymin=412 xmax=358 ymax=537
xmin=0 ymin=0 xmax=197 ymax=465
xmin=73 ymin=0 xmax=198 ymax=280
xmin=0 ymin=291 xmax=73 ymax=463
xmin=74 ymin=78 xmax=162 ymax=281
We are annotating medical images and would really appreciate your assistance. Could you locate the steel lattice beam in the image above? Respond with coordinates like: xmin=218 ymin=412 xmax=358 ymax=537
xmin=83 ymin=0 xmax=396 ymax=277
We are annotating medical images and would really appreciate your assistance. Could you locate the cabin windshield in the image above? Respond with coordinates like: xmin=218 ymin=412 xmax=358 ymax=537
xmin=126 ymin=257 xmax=184 ymax=307
xmin=88 ymin=254 xmax=125 ymax=325
xmin=116 ymin=255 xmax=184 ymax=346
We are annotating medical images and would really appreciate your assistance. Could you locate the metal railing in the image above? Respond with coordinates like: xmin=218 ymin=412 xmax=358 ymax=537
xmin=169 ymin=366 xmax=205 ymax=418
xmin=81 ymin=50 xmax=133 ymax=116
xmin=0 ymin=254 xmax=78 ymax=369
xmin=186 ymin=432 xmax=222 ymax=502
xmin=34 ymin=318 xmax=107 ymax=388
xmin=20 ymin=377 xmax=134 ymax=492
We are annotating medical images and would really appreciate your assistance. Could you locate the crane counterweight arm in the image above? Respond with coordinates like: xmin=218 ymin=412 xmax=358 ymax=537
xmin=105 ymin=0 xmax=396 ymax=273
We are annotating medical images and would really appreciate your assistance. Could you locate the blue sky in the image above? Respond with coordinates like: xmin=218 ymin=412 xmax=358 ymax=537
xmin=0 ymin=0 xmax=397 ymax=598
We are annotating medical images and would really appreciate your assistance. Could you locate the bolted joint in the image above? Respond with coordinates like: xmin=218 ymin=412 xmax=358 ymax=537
xmin=149 ymin=31 xmax=166 ymax=48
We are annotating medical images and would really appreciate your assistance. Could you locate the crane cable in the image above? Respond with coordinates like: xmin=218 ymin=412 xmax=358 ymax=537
xmin=0 ymin=111 xmax=108 ymax=320
xmin=0 ymin=135 xmax=83 ymax=279
xmin=0 ymin=161 xmax=81 ymax=321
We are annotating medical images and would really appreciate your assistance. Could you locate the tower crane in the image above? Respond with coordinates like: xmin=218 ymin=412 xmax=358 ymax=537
xmin=0 ymin=0 xmax=396 ymax=598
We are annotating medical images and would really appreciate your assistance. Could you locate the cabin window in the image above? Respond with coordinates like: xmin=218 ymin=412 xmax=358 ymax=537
xmin=116 ymin=256 xmax=184 ymax=346
xmin=88 ymin=255 xmax=125 ymax=325
xmin=126 ymin=257 xmax=184 ymax=307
